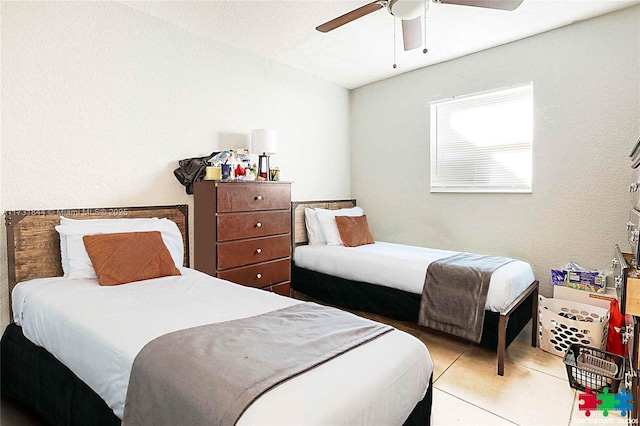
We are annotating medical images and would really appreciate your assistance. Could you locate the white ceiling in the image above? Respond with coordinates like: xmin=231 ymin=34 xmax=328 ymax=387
xmin=121 ymin=0 xmax=639 ymax=89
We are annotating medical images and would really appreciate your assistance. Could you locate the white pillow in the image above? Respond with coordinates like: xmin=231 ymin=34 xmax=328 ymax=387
xmin=304 ymin=208 xmax=326 ymax=245
xmin=56 ymin=217 xmax=184 ymax=279
xmin=59 ymin=216 xmax=164 ymax=225
xmin=315 ymin=207 xmax=364 ymax=246
xmin=58 ymin=216 xmax=160 ymax=276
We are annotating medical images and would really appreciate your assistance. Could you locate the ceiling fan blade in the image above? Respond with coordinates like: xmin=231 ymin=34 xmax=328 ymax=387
xmin=316 ymin=1 xmax=385 ymax=33
xmin=433 ymin=0 xmax=523 ymax=11
xmin=401 ymin=17 xmax=422 ymax=51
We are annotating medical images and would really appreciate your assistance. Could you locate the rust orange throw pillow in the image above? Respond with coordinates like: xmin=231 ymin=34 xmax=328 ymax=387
xmin=335 ymin=215 xmax=375 ymax=247
xmin=83 ymin=231 xmax=180 ymax=286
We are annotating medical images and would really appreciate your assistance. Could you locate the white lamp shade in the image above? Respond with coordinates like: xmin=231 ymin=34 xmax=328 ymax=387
xmin=251 ymin=129 xmax=277 ymax=155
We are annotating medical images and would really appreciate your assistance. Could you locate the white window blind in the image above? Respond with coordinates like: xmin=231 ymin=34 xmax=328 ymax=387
xmin=430 ymin=83 xmax=533 ymax=193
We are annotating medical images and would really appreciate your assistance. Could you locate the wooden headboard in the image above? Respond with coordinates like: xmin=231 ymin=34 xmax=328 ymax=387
xmin=291 ymin=199 xmax=356 ymax=249
xmin=5 ymin=205 xmax=189 ymax=302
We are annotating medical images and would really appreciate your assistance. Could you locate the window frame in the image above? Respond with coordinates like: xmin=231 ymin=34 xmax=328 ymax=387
xmin=429 ymin=83 xmax=534 ymax=194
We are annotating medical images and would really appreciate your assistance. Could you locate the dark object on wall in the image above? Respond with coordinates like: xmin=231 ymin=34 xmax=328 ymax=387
xmin=174 ymin=152 xmax=218 ymax=195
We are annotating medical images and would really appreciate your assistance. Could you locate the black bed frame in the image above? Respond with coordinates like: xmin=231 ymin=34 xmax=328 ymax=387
xmin=1 ymin=323 xmax=121 ymax=426
xmin=1 ymin=323 xmax=432 ymax=426
xmin=292 ymin=264 xmax=539 ymax=376
xmin=290 ymin=199 xmax=539 ymax=376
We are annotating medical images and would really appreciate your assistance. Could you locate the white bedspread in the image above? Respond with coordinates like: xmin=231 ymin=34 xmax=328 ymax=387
xmin=12 ymin=268 xmax=432 ymax=425
xmin=294 ymin=242 xmax=535 ymax=313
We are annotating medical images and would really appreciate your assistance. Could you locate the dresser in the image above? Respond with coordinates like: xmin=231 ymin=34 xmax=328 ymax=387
xmin=614 ymin=137 xmax=640 ymax=421
xmin=626 ymin=314 xmax=639 ymax=421
xmin=613 ymin=248 xmax=639 ymax=420
xmin=194 ymin=181 xmax=292 ymax=296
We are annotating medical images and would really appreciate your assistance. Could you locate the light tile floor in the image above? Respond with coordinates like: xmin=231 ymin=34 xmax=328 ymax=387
xmin=0 ymin=303 xmax=631 ymax=426
xmin=357 ymin=309 xmax=630 ymax=426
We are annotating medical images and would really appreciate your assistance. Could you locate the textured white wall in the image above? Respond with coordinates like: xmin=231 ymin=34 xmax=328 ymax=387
xmin=351 ymin=6 xmax=640 ymax=298
xmin=0 ymin=2 xmax=350 ymax=329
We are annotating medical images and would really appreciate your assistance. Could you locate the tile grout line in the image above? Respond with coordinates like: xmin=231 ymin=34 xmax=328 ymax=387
xmin=509 ymin=357 xmax=569 ymax=382
xmin=567 ymin=390 xmax=578 ymax=426
xmin=434 ymin=387 xmax=519 ymax=425
xmin=436 ymin=345 xmax=576 ymax=424
xmin=509 ymin=349 xmax=580 ymax=422
xmin=432 ymin=344 xmax=473 ymax=385
xmin=359 ymin=310 xmax=576 ymax=424
xmin=511 ymin=356 xmax=579 ymax=425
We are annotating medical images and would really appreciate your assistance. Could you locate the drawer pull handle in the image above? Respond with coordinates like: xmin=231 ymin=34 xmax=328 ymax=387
xmin=256 ymin=248 xmax=262 ymax=254
xmin=256 ymin=273 xmax=262 ymax=279
xmin=256 ymin=222 xmax=262 ymax=228
xmin=255 ymin=195 xmax=263 ymax=201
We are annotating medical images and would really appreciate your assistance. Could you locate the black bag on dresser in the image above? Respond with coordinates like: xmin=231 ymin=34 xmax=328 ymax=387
xmin=173 ymin=152 xmax=218 ymax=195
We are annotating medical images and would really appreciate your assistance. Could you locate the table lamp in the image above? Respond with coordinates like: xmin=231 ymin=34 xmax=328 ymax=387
xmin=251 ymin=129 xmax=277 ymax=180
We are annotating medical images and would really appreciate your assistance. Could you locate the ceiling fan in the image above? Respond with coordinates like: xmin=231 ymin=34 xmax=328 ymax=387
xmin=316 ymin=0 xmax=524 ymax=52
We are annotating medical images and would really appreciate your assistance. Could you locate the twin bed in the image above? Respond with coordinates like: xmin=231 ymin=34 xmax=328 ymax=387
xmin=290 ymin=200 xmax=539 ymax=376
xmin=2 ymin=205 xmax=433 ymax=426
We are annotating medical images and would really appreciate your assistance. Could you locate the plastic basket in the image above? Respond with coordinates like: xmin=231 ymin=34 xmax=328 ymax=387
xmin=563 ymin=344 xmax=625 ymax=393
xmin=538 ymin=295 xmax=609 ymax=357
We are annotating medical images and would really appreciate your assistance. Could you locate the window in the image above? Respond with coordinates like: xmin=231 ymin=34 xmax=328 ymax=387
xmin=430 ymin=83 xmax=533 ymax=193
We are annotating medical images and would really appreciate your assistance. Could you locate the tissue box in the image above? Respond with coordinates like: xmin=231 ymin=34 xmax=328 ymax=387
xmin=551 ymin=269 xmax=568 ymax=286
xmin=566 ymin=270 xmax=607 ymax=293
xmin=551 ymin=269 xmax=607 ymax=293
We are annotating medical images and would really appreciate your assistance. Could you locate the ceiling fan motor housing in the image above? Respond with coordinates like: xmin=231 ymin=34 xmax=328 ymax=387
xmin=388 ymin=0 xmax=425 ymax=19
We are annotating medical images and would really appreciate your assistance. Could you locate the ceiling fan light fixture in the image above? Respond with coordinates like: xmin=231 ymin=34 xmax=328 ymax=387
xmin=401 ymin=17 xmax=422 ymax=50
xmin=388 ymin=0 xmax=425 ymax=19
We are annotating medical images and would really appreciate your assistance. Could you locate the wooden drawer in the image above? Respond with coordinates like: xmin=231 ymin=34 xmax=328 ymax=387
xmin=627 ymin=314 xmax=639 ymax=371
xmin=217 ymin=235 xmax=291 ymax=270
xmin=217 ymin=211 xmax=290 ymax=241
xmin=265 ymin=281 xmax=291 ymax=297
xmin=218 ymin=258 xmax=290 ymax=289
xmin=217 ymin=183 xmax=291 ymax=212
xmin=627 ymin=275 xmax=640 ymax=316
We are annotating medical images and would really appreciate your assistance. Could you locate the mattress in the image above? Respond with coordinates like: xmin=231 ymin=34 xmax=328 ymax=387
xmin=12 ymin=268 xmax=433 ymax=425
xmin=294 ymin=242 xmax=535 ymax=313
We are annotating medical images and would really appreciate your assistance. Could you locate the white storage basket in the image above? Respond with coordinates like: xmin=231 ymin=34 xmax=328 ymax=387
xmin=538 ymin=295 xmax=609 ymax=357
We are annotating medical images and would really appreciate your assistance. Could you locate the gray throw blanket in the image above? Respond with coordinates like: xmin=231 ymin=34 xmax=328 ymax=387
xmin=122 ymin=302 xmax=392 ymax=426
xmin=418 ymin=253 xmax=515 ymax=343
